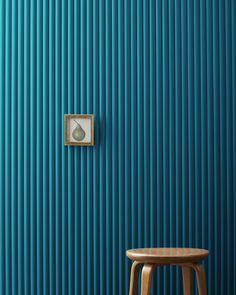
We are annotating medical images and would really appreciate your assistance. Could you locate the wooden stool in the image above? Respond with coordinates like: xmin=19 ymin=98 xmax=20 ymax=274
xmin=126 ymin=248 xmax=209 ymax=295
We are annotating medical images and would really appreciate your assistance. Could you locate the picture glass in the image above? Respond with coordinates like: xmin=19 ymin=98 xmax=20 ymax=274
xmin=67 ymin=117 xmax=92 ymax=143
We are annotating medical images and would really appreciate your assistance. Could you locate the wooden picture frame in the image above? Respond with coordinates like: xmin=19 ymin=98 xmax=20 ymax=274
xmin=64 ymin=114 xmax=94 ymax=146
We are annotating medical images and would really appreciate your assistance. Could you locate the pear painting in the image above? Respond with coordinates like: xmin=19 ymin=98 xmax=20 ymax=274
xmin=72 ymin=120 xmax=86 ymax=141
xmin=64 ymin=114 xmax=94 ymax=146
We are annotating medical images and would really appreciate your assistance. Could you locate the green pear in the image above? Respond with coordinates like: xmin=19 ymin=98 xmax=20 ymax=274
xmin=72 ymin=120 xmax=86 ymax=141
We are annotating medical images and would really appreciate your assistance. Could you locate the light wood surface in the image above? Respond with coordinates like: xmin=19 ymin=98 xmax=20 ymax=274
xmin=129 ymin=261 xmax=142 ymax=295
xmin=126 ymin=248 xmax=209 ymax=264
xmin=141 ymin=264 xmax=156 ymax=295
xmin=182 ymin=266 xmax=193 ymax=295
xmin=127 ymin=248 xmax=209 ymax=295
xmin=191 ymin=263 xmax=207 ymax=295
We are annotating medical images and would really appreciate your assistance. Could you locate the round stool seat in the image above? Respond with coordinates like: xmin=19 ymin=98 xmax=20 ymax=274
xmin=126 ymin=248 xmax=209 ymax=294
xmin=126 ymin=247 xmax=209 ymax=264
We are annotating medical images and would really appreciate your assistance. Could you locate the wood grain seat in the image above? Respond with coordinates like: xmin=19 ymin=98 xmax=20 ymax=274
xmin=126 ymin=247 xmax=209 ymax=295
xmin=126 ymin=248 xmax=209 ymax=264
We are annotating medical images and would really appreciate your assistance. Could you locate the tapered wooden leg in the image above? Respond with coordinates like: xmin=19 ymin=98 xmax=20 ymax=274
xmin=182 ymin=266 xmax=193 ymax=295
xmin=129 ymin=261 xmax=142 ymax=295
xmin=194 ymin=264 xmax=207 ymax=295
xmin=141 ymin=264 xmax=156 ymax=295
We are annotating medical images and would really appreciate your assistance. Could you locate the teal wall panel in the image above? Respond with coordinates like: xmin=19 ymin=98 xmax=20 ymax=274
xmin=0 ymin=0 xmax=236 ymax=294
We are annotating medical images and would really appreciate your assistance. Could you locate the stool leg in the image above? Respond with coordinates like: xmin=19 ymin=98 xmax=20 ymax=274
xmin=141 ymin=264 xmax=156 ymax=295
xmin=129 ymin=261 xmax=142 ymax=295
xmin=193 ymin=264 xmax=207 ymax=295
xmin=182 ymin=266 xmax=193 ymax=295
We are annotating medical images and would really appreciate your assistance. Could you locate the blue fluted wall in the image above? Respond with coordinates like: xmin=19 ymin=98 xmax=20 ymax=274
xmin=0 ymin=0 xmax=236 ymax=294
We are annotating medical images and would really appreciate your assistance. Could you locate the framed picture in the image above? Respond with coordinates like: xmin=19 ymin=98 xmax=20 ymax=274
xmin=64 ymin=114 xmax=94 ymax=146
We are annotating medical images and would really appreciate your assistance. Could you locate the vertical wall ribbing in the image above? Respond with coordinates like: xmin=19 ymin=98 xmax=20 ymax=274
xmin=232 ymin=2 xmax=236 ymax=293
xmin=206 ymin=1 xmax=214 ymax=292
xmin=17 ymin=0 xmax=23 ymax=292
xmin=0 ymin=1 xmax=236 ymax=294
xmin=0 ymin=0 xmax=5 ymax=293
xmin=55 ymin=0 xmax=62 ymax=293
xmin=5 ymin=1 xmax=11 ymax=294
xmin=11 ymin=0 xmax=17 ymax=294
